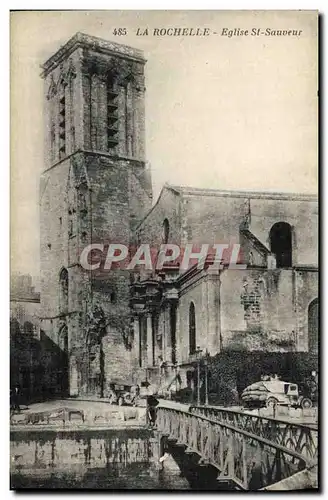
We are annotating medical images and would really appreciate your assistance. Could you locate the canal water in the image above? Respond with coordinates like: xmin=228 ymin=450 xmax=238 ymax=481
xmin=10 ymin=427 xmax=190 ymax=490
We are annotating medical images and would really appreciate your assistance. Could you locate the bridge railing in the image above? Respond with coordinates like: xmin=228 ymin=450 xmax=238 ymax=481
xmin=157 ymin=407 xmax=316 ymax=490
xmin=189 ymin=405 xmax=318 ymax=461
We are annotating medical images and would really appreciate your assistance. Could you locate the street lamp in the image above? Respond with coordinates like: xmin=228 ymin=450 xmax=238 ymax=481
xmin=204 ymin=348 xmax=210 ymax=406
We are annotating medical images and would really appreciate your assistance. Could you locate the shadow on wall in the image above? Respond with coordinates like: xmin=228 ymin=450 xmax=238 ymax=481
xmin=10 ymin=319 xmax=68 ymax=404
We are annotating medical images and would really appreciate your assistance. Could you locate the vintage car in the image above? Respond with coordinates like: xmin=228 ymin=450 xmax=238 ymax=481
xmin=241 ymin=379 xmax=312 ymax=409
xmin=105 ymin=382 xmax=140 ymax=406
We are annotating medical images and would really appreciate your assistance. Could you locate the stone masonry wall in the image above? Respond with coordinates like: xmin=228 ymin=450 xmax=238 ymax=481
xmin=294 ymin=269 xmax=318 ymax=351
xmin=136 ymin=189 xmax=318 ymax=271
xmin=220 ymin=267 xmax=318 ymax=353
xmin=40 ymin=158 xmax=71 ymax=323
xmin=177 ymin=279 xmax=207 ymax=364
xmin=248 ymin=197 xmax=318 ymax=266
xmin=180 ymin=193 xmax=246 ymax=248
xmin=172 ymin=266 xmax=318 ymax=368
xmin=135 ymin=186 xmax=182 ymax=248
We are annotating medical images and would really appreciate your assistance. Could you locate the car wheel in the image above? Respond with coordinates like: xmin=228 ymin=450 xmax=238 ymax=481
xmin=266 ymin=397 xmax=278 ymax=408
xmin=301 ymin=397 xmax=312 ymax=409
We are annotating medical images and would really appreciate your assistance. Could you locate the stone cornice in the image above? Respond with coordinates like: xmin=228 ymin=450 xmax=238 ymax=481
xmin=42 ymin=148 xmax=146 ymax=175
xmin=10 ymin=295 xmax=40 ymax=304
xmin=166 ymin=184 xmax=318 ymax=203
xmin=41 ymin=32 xmax=146 ymax=78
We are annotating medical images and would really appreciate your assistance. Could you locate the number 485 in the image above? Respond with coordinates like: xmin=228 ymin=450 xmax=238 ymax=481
xmin=113 ymin=28 xmax=127 ymax=36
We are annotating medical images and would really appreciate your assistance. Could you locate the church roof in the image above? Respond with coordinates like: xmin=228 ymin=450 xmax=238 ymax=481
xmin=135 ymin=182 xmax=317 ymax=231
xmin=165 ymin=184 xmax=318 ymax=202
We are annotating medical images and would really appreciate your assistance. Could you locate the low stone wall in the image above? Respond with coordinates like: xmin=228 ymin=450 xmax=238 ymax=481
xmin=11 ymin=427 xmax=159 ymax=471
xmin=10 ymin=427 xmax=166 ymax=489
xmin=11 ymin=405 xmax=147 ymax=429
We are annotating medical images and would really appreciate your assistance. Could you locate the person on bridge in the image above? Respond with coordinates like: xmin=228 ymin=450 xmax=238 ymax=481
xmin=147 ymin=393 xmax=159 ymax=427
xmin=11 ymin=384 xmax=21 ymax=413
xmin=248 ymin=461 xmax=264 ymax=490
xmin=130 ymin=384 xmax=140 ymax=406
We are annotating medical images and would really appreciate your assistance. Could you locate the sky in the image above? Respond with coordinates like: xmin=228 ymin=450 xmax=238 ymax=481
xmin=10 ymin=10 xmax=318 ymax=278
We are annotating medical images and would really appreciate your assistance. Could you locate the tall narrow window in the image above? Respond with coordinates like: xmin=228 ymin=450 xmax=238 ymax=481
xmin=47 ymin=77 xmax=57 ymax=164
xmin=107 ymin=76 xmax=119 ymax=150
xmin=125 ymin=80 xmax=134 ymax=156
xmin=58 ymin=324 xmax=68 ymax=352
xmin=189 ymin=302 xmax=196 ymax=355
xmin=59 ymin=268 xmax=68 ymax=312
xmin=151 ymin=315 xmax=157 ymax=366
xmin=131 ymin=89 xmax=135 ymax=157
xmin=163 ymin=219 xmax=170 ymax=244
xmin=138 ymin=316 xmax=143 ymax=367
xmin=50 ymin=120 xmax=56 ymax=162
xmin=49 ymin=96 xmax=56 ymax=163
xmin=124 ymin=83 xmax=129 ymax=154
xmin=58 ymin=86 xmax=66 ymax=159
xmin=69 ymin=77 xmax=75 ymax=152
xmin=269 ymin=222 xmax=292 ymax=268
xmin=170 ymin=305 xmax=177 ymax=365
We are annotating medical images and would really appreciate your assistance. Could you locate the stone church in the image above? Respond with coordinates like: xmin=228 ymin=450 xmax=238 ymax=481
xmin=40 ymin=33 xmax=318 ymax=402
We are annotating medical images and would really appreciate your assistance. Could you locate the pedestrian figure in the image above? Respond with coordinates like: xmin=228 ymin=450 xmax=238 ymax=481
xmin=249 ymin=461 xmax=264 ymax=490
xmin=147 ymin=393 xmax=159 ymax=426
xmin=131 ymin=384 xmax=140 ymax=406
xmin=10 ymin=389 xmax=14 ymax=415
xmin=12 ymin=384 xmax=21 ymax=412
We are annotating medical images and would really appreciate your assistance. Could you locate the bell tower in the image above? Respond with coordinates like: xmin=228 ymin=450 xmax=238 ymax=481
xmin=43 ymin=32 xmax=148 ymax=164
xmin=40 ymin=33 xmax=152 ymax=397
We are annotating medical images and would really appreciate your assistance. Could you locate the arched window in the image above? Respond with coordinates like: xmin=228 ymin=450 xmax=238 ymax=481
xmin=59 ymin=268 xmax=68 ymax=312
xmin=308 ymin=298 xmax=318 ymax=353
xmin=189 ymin=302 xmax=196 ymax=355
xmin=58 ymin=324 xmax=68 ymax=352
xmin=162 ymin=218 xmax=170 ymax=244
xmin=269 ymin=222 xmax=292 ymax=268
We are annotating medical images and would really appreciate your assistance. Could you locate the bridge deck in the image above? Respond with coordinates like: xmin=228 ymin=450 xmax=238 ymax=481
xmin=156 ymin=402 xmax=318 ymax=490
